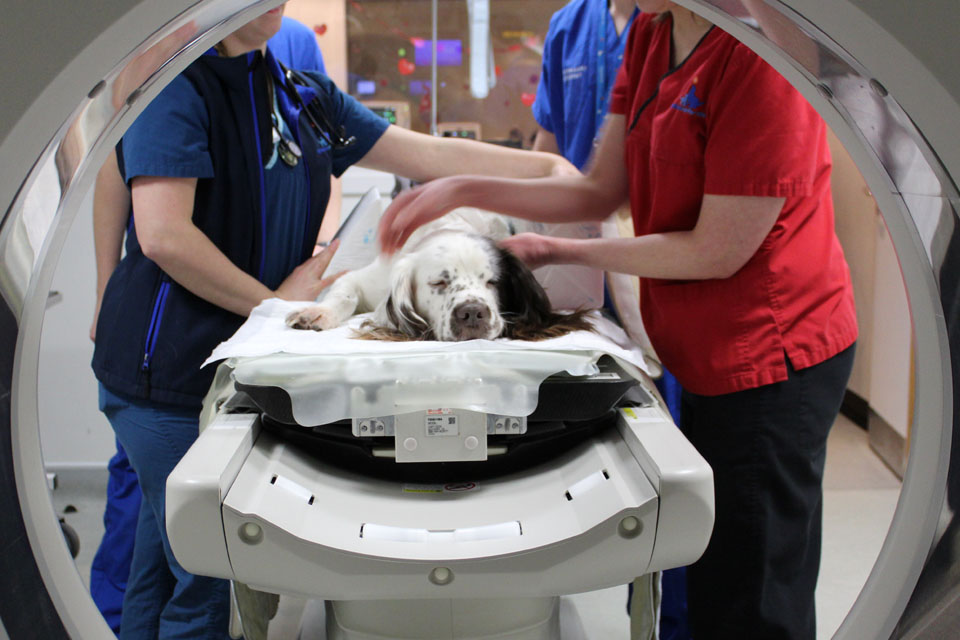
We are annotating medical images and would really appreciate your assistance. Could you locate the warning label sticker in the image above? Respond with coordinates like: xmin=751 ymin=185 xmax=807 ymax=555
xmin=426 ymin=412 xmax=459 ymax=436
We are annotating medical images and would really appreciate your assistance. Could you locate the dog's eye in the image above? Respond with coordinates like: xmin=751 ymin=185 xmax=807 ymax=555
xmin=486 ymin=279 xmax=497 ymax=289
xmin=429 ymin=279 xmax=449 ymax=292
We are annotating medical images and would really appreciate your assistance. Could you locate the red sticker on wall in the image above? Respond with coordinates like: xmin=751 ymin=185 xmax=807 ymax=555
xmin=397 ymin=59 xmax=416 ymax=75
xmin=419 ymin=93 xmax=431 ymax=113
xmin=520 ymin=92 xmax=536 ymax=107
xmin=313 ymin=24 xmax=327 ymax=36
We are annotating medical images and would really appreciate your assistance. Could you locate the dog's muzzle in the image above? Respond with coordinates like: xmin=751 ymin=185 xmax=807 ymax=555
xmin=450 ymin=300 xmax=494 ymax=340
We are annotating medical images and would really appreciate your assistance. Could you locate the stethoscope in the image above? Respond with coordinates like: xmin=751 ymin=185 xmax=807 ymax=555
xmin=276 ymin=63 xmax=357 ymax=156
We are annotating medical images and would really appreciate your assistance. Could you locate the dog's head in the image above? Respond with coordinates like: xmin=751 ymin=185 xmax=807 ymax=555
xmin=367 ymin=232 xmax=593 ymax=342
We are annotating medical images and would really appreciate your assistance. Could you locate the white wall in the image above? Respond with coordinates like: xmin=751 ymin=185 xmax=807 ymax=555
xmin=868 ymin=221 xmax=913 ymax=439
xmin=830 ymin=131 xmax=877 ymax=400
xmin=830 ymin=129 xmax=913 ymax=476
xmin=830 ymin=131 xmax=913 ymax=438
xmin=38 ymin=186 xmax=116 ymax=469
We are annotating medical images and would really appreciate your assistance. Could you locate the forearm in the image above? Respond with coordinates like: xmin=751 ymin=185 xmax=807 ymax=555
xmin=377 ymin=115 xmax=631 ymax=253
xmin=92 ymin=152 xmax=130 ymax=299
xmin=91 ymin=204 xmax=124 ymax=341
xmin=142 ymin=223 xmax=273 ymax=317
xmin=552 ymin=233 xmax=744 ymax=281
xmin=539 ymin=193 xmax=786 ymax=280
xmin=92 ymin=215 xmax=124 ymax=298
xmin=447 ymin=174 xmax=620 ymax=224
xmin=359 ymin=126 xmax=576 ymax=183
xmin=132 ymin=175 xmax=345 ymax=315
xmin=531 ymin=127 xmax=560 ymax=155
xmin=433 ymin=140 xmax=564 ymax=180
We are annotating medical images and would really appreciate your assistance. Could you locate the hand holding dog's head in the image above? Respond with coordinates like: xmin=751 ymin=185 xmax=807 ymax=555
xmin=378 ymin=180 xmax=457 ymax=255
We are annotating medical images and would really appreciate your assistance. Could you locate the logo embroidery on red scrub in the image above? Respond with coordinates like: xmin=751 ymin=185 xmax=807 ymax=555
xmin=672 ymin=83 xmax=706 ymax=118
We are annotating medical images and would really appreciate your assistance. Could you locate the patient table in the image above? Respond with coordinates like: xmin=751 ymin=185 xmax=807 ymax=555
xmin=165 ymin=301 xmax=714 ymax=640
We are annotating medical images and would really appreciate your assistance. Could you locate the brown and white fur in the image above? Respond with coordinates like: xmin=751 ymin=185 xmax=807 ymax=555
xmin=285 ymin=208 xmax=592 ymax=341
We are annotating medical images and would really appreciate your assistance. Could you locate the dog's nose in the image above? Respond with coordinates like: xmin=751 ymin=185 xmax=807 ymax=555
xmin=454 ymin=301 xmax=488 ymax=327
xmin=451 ymin=301 xmax=492 ymax=339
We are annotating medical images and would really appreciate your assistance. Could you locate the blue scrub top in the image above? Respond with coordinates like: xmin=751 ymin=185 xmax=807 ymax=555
xmin=533 ymin=0 xmax=638 ymax=170
xmin=120 ymin=73 xmax=311 ymax=289
xmin=120 ymin=52 xmax=387 ymax=290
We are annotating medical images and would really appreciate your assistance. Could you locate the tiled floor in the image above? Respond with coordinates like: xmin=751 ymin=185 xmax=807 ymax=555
xmin=50 ymin=412 xmax=900 ymax=639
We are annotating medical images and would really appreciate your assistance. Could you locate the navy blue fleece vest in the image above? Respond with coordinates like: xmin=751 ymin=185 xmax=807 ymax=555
xmin=92 ymin=51 xmax=333 ymax=408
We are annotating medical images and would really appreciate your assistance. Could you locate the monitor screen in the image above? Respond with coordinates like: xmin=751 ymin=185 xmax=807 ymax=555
xmin=441 ymin=129 xmax=477 ymax=139
xmin=408 ymin=80 xmax=432 ymax=95
xmin=413 ymin=39 xmax=463 ymax=67
xmin=369 ymin=107 xmax=399 ymax=125
xmin=355 ymin=79 xmax=377 ymax=95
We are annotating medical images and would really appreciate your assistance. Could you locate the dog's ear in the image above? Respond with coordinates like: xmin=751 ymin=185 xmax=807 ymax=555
xmin=495 ymin=246 xmax=554 ymax=331
xmin=495 ymin=245 xmax=595 ymax=340
xmin=372 ymin=256 xmax=434 ymax=340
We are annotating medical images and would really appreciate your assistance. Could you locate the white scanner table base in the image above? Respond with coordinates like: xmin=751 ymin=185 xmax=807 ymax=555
xmin=166 ymin=354 xmax=712 ymax=640
xmin=300 ymin=595 xmax=595 ymax=640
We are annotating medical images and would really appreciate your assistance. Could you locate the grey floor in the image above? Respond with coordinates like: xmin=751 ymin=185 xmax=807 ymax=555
xmin=50 ymin=413 xmax=900 ymax=639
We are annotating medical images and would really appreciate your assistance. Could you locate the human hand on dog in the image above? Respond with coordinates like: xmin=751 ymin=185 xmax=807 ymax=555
xmin=275 ymin=239 xmax=345 ymax=302
xmin=378 ymin=178 xmax=458 ymax=254
xmin=500 ymin=233 xmax=559 ymax=271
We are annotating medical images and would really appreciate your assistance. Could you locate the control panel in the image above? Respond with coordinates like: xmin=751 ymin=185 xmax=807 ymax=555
xmin=437 ymin=121 xmax=482 ymax=140
xmin=361 ymin=100 xmax=412 ymax=129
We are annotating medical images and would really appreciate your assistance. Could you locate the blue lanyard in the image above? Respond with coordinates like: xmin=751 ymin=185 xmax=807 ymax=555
xmin=595 ymin=0 xmax=609 ymax=137
xmin=595 ymin=2 xmax=636 ymax=140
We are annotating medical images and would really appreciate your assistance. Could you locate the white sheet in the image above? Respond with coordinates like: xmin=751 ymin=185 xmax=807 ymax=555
xmin=204 ymin=299 xmax=649 ymax=424
xmin=204 ymin=298 xmax=649 ymax=372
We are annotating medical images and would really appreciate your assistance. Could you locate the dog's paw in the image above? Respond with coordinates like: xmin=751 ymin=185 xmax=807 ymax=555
xmin=285 ymin=305 xmax=341 ymax=331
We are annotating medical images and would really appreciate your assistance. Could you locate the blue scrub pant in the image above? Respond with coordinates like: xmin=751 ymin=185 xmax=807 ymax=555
xmin=680 ymin=345 xmax=855 ymax=640
xmin=99 ymin=385 xmax=231 ymax=640
xmin=90 ymin=439 xmax=141 ymax=635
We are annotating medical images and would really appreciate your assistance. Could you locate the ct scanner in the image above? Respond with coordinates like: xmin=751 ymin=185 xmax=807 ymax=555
xmin=1 ymin=0 xmax=959 ymax=638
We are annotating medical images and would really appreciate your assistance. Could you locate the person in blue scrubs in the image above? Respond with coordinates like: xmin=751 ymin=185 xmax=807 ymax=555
xmin=531 ymin=0 xmax=636 ymax=170
xmin=87 ymin=15 xmax=329 ymax=636
xmin=532 ymin=2 xmax=688 ymax=638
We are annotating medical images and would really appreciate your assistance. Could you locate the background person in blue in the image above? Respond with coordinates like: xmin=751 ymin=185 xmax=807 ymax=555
xmin=270 ymin=15 xmax=327 ymax=78
xmin=532 ymin=1 xmax=689 ymax=638
xmin=86 ymin=14 xmax=330 ymax=636
xmin=532 ymin=0 xmax=636 ymax=170
xmin=90 ymin=6 xmax=575 ymax=638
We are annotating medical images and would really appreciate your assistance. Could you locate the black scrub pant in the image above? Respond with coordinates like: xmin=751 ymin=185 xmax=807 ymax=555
xmin=680 ymin=344 xmax=855 ymax=640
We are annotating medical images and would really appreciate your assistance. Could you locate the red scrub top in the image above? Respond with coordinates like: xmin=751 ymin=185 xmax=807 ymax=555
xmin=609 ymin=14 xmax=857 ymax=396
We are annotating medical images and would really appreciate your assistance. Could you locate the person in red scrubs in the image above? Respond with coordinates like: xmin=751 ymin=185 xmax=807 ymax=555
xmin=378 ymin=3 xmax=856 ymax=638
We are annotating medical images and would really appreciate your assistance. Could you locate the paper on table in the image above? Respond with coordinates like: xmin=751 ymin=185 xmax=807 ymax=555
xmin=322 ymin=187 xmax=387 ymax=278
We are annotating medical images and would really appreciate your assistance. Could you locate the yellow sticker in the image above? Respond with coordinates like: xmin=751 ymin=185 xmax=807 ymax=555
xmin=402 ymin=484 xmax=443 ymax=493
xmin=622 ymin=407 xmax=638 ymax=419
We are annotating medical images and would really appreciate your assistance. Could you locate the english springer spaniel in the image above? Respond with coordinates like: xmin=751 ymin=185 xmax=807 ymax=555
xmin=285 ymin=208 xmax=592 ymax=341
